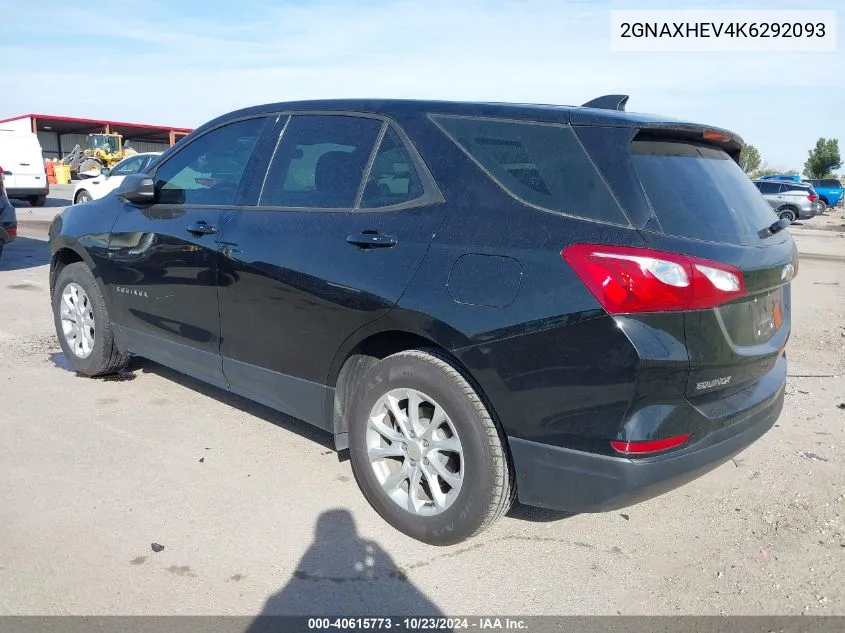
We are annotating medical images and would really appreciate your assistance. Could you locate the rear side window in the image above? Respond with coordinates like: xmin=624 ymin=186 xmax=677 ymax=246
xmin=431 ymin=115 xmax=628 ymax=225
xmin=631 ymin=140 xmax=777 ymax=246
xmin=260 ymin=115 xmax=383 ymax=208
xmin=821 ymin=179 xmax=842 ymax=188
xmin=784 ymin=184 xmax=808 ymax=192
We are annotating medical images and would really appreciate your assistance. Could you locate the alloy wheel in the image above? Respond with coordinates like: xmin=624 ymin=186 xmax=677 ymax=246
xmin=366 ymin=388 xmax=464 ymax=516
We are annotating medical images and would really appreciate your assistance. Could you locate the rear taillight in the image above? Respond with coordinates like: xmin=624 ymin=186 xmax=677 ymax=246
xmin=6 ymin=227 xmax=16 ymax=238
xmin=611 ymin=434 xmax=690 ymax=455
xmin=562 ymin=244 xmax=745 ymax=314
xmin=808 ymin=193 xmax=818 ymax=202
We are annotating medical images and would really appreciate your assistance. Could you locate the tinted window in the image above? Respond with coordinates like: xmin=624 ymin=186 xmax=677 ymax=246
xmin=359 ymin=128 xmax=424 ymax=208
xmin=432 ymin=115 xmax=628 ymax=224
xmin=821 ymin=179 xmax=842 ymax=188
xmin=757 ymin=182 xmax=779 ymax=194
xmin=784 ymin=183 xmax=809 ymax=192
xmin=154 ymin=117 xmax=269 ymax=206
xmin=631 ymin=140 xmax=777 ymax=245
xmin=260 ymin=115 xmax=383 ymax=208
xmin=110 ymin=155 xmax=146 ymax=176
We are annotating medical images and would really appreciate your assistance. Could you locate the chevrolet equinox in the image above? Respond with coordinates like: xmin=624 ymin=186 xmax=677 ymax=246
xmin=48 ymin=96 xmax=796 ymax=545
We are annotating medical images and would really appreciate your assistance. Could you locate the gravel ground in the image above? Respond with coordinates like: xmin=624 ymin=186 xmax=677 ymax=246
xmin=0 ymin=201 xmax=843 ymax=616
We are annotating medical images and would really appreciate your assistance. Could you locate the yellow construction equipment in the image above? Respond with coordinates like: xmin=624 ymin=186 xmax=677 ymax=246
xmin=62 ymin=133 xmax=137 ymax=177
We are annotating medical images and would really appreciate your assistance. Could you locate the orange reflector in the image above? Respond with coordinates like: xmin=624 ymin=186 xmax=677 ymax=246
xmin=703 ymin=131 xmax=731 ymax=142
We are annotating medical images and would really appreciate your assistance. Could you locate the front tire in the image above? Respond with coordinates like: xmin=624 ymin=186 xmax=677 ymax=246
xmin=29 ymin=195 xmax=46 ymax=207
xmin=75 ymin=190 xmax=92 ymax=204
xmin=348 ymin=350 xmax=514 ymax=545
xmin=52 ymin=262 xmax=128 ymax=376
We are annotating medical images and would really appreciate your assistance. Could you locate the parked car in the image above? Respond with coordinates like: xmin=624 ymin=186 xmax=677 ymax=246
xmin=753 ymin=179 xmax=819 ymax=222
xmin=0 ymin=166 xmax=18 ymax=260
xmin=73 ymin=152 xmax=162 ymax=204
xmin=0 ymin=132 xmax=49 ymax=206
xmin=48 ymin=97 xmax=795 ymax=544
xmin=802 ymin=178 xmax=844 ymax=209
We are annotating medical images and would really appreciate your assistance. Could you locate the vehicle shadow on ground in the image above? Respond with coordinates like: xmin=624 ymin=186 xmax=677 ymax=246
xmin=10 ymin=196 xmax=72 ymax=208
xmin=244 ymin=509 xmax=444 ymax=628
xmin=0 ymin=236 xmax=51 ymax=271
xmin=132 ymin=358 xmax=337 ymax=450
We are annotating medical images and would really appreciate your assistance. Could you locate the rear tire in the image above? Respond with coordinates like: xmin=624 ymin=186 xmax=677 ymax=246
xmin=348 ymin=350 xmax=514 ymax=545
xmin=52 ymin=262 xmax=128 ymax=376
xmin=29 ymin=195 xmax=46 ymax=207
xmin=778 ymin=208 xmax=797 ymax=223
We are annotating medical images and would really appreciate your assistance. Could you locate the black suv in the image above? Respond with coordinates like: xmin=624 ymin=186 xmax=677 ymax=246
xmin=48 ymin=97 xmax=796 ymax=545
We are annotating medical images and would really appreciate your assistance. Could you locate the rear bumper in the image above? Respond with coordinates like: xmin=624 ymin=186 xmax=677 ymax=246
xmin=797 ymin=204 xmax=817 ymax=219
xmin=7 ymin=186 xmax=49 ymax=198
xmin=509 ymin=386 xmax=783 ymax=513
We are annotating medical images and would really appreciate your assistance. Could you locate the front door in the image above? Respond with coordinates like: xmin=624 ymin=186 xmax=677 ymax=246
xmin=103 ymin=115 xmax=274 ymax=387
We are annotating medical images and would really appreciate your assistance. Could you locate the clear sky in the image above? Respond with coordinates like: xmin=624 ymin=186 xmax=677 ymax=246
xmin=2 ymin=0 xmax=842 ymax=172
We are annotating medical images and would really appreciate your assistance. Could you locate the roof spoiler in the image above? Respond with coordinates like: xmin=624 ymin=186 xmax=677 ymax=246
xmin=581 ymin=94 xmax=629 ymax=111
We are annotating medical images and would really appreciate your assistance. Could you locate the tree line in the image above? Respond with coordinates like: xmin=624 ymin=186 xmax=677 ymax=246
xmin=738 ymin=138 xmax=842 ymax=181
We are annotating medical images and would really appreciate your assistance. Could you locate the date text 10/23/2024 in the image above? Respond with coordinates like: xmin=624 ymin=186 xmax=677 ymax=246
xmin=307 ymin=618 xmax=529 ymax=631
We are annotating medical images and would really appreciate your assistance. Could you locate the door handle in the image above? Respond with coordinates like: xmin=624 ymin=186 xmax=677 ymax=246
xmin=186 ymin=221 xmax=217 ymax=236
xmin=347 ymin=231 xmax=397 ymax=249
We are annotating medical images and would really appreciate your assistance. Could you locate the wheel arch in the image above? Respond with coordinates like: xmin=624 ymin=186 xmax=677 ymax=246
xmin=50 ymin=242 xmax=116 ymax=318
xmin=329 ymin=324 xmax=506 ymax=458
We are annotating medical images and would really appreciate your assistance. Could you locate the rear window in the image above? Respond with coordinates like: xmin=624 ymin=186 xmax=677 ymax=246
xmin=431 ymin=115 xmax=628 ymax=225
xmin=631 ymin=140 xmax=778 ymax=245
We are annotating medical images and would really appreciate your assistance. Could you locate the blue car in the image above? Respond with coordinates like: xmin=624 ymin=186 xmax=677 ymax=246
xmin=803 ymin=178 xmax=844 ymax=209
xmin=758 ymin=174 xmax=801 ymax=182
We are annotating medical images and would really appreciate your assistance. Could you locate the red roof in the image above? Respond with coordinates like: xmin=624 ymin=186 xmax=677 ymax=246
xmin=0 ymin=113 xmax=192 ymax=133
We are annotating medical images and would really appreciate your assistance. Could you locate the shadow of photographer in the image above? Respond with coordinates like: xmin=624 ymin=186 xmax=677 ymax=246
xmin=245 ymin=509 xmax=443 ymax=631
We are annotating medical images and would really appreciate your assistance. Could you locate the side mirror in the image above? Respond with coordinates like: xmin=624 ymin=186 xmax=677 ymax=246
xmin=100 ymin=167 xmax=110 ymax=176
xmin=116 ymin=173 xmax=155 ymax=204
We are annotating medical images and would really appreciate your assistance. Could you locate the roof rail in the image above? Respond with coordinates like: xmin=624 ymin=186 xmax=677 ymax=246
xmin=581 ymin=94 xmax=629 ymax=111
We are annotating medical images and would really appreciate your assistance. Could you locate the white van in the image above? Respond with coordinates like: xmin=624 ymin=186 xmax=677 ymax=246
xmin=0 ymin=132 xmax=49 ymax=206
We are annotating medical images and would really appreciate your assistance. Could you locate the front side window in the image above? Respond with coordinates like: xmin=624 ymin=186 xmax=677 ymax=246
xmin=154 ymin=117 xmax=269 ymax=206
xmin=758 ymin=181 xmax=779 ymax=194
xmin=359 ymin=128 xmax=424 ymax=208
xmin=260 ymin=115 xmax=383 ymax=208
xmin=110 ymin=156 xmax=146 ymax=176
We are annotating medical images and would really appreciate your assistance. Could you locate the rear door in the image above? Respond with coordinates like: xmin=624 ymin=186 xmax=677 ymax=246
xmin=12 ymin=136 xmax=46 ymax=191
xmin=216 ymin=114 xmax=444 ymax=428
xmin=626 ymin=137 xmax=796 ymax=401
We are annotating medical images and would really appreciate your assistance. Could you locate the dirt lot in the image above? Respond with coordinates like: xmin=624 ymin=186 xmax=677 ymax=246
xmin=0 ymin=198 xmax=843 ymax=616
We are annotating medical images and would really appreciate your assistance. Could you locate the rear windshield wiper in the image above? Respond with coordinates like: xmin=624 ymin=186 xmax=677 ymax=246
xmin=758 ymin=218 xmax=790 ymax=239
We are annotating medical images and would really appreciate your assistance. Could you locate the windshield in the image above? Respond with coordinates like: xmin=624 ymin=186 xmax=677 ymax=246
xmin=631 ymin=139 xmax=779 ymax=246
xmin=90 ymin=135 xmax=119 ymax=153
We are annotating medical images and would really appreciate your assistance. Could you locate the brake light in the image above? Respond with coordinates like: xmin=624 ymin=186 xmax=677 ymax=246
xmin=6 ymin=227 xmax=16 ymax=238
xmin=611 ymin=434 xmax=690 ymax=455
xmin=703 ymin=131 xmax=731 ymax=143
xmin=808 ymin=193 xmax=818 ymax=202
xmin=562 ymin=244 xmax=745 ymax=313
